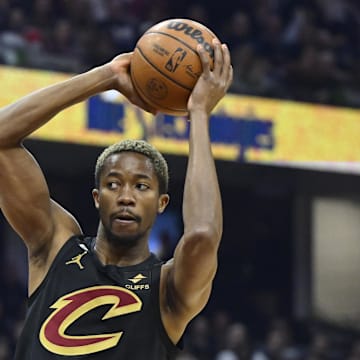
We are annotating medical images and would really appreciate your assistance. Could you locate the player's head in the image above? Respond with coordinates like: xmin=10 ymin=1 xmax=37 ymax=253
xmin=95 ymin=139 xmax=169 ymax=194
xmin=92 ymin=139 xmax=170 ymax=247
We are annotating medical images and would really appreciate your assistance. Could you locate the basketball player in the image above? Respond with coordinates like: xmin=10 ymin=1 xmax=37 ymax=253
xmin=0 ymin=39 xmax=232 ymax=359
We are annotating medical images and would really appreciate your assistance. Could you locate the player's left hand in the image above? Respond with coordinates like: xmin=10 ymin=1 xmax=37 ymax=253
xmin=188 ymin=39 xmax=233 ymax=116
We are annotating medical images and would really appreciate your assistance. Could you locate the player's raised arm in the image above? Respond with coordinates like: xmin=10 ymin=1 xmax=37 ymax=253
xmin=162 ymin=40 xmax=233 ymax=341
xmin=0 ymin=53 xmax=153 ymax=292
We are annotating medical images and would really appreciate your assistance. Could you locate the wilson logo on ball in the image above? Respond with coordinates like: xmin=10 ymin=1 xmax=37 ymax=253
xmin=167 ymin=20 xmax=215 ymax=60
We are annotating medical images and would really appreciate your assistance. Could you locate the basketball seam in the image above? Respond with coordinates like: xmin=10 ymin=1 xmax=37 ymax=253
xmin=144 ymin=31 xmax=203 ymax=54
xmin=131 ymin=63 xmax=187 ymax=114
xmin=136 ymin=36 xmax=197 ymax=92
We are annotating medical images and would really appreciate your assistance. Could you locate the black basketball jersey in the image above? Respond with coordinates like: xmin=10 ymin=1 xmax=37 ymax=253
xmin=15 ymin=236 xmax=180 ymax=359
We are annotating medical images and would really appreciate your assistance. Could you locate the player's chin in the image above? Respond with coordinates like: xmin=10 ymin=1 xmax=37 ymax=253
xmin=115 ymin=235 xmax=140 ymax=247
xmin=108 ymin=229 xmax=142 ymax=247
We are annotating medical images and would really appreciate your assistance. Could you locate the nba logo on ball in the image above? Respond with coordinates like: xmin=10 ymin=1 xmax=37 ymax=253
xmin=130 ymin=18 xmax=219 ymax=116
xmin=165 ymin=48 xmax=187 ymax=73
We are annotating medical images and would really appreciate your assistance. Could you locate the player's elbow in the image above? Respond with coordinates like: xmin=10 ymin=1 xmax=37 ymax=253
xmin=0 ymin=136 xmax=23 ymax=150
xmin=183 ymin=225 xmax=222 ymax=254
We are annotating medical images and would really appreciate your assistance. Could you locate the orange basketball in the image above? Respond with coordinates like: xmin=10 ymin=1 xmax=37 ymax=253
xmin=130 ymin=18 xmax=219 ymax=116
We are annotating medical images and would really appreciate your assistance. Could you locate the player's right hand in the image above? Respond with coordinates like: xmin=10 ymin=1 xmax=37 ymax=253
xmin=109 ymin=53 xmax=157 ymax=115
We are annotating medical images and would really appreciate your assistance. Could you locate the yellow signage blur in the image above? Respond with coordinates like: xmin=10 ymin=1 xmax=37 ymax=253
xmin=1 ymin=65 xmax=359 ymax=172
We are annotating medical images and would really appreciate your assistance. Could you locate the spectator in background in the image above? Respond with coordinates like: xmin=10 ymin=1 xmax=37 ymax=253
xmin=216 ymin=322 xmax=252 ymax=360
xmin=211 ymin=310 xmax=232 ymax=353
xmin=103 ymin=0 xmax=139 ymax=52
xmin=347 ymin=338 xmax=360 ymax=360
xmin=176 ymin=351 xmax=199 ymax=360
xmin=0 ymin=0 xmax=10 ymax=31
xmin=43 ymin=19 xmax=78 ymax=58
xmin=1 ymin=266 xmax=27 ymax=323
xmin=29 ymin=0 xmax=55 ymax=33
xmin=0 ymin=301 xmax=7 ymax=338
xmin=222 ymin=11 xmax=254 ymax=51
xmin=0 ymin=7 xmax=28 ymax=66
xmin=252 ymin=318 xmax=302 ymax=360
xmin=185 ymin=3 xmax=210 ymax=26
xmin=0 ymin=335 xmax=11 ymax=360
xmin=184 ymin=315 xmax=214 ymax=360
xmin=231 ymin=43 xmax=277 ymax=97
xmin=304 ymin=330 xmax=333 ymax=360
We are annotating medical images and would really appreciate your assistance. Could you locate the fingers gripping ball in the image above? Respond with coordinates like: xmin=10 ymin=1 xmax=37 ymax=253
xmin=130 ymin=18 xmax=219 ymax=116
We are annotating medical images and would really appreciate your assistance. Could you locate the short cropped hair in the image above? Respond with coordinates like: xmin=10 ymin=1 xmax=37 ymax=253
xmin=95 ymin=139 xmax=169 ymax=194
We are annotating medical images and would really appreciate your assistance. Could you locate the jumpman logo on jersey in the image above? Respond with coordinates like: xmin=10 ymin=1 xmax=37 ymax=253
xmin=65 ymin=250 xmax=88 ymax=270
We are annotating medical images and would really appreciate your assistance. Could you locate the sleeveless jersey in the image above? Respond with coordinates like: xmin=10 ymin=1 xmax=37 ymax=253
xmin=15 ymin=236 xmax=180 ymax=359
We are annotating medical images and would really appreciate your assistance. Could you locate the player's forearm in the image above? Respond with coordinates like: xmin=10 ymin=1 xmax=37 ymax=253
xmin=182 ymin=110 xmax=223 ymax=244
xmin=0 ymin=64 xmax=115 ymax=148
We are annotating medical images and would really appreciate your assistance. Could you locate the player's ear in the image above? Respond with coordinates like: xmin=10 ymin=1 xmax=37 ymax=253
xmin=92 ymin=188 xmax=100 ymax=209
xmin=158 ymin=194 xmax=169 ymax=214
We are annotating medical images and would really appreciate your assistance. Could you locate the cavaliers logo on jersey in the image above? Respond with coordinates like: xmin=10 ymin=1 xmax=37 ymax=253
xmin=39 ymin=286 xmax=142 ymax=356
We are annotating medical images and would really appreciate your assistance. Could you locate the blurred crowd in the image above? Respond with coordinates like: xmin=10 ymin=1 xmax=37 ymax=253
xmin=0 ymin=265 xmax=26 ymax=359
xmin=177 ymin=313 xmax=360 ymax=360
xmin=1 ymin=0 xmax=360 ymax=359
xmin=0 ymin=0 xmax=359 ymax=107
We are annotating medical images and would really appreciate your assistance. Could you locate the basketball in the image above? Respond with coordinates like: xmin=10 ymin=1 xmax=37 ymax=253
xmin=130 ymin=18 xmax=219 ymax=116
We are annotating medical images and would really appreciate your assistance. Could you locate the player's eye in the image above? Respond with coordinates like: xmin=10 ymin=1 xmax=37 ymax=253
xmin=107 ymin=182 xmax=119 ymax=190
xmin=136 ymin=183 xmax=149 ymax=191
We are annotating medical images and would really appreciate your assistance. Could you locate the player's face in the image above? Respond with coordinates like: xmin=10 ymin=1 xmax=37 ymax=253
xmin=92 ymin=152 xmax=169 ymax=246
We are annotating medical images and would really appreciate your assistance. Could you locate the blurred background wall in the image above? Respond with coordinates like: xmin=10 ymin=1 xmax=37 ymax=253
xmin=1 ymin=0 xmax=360 ymax=359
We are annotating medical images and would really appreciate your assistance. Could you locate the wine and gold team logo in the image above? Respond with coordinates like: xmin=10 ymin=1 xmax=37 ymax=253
xmin=39 ymin=286 xmax=142 ymax=356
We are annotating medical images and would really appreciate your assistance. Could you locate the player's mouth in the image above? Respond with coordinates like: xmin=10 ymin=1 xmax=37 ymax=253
xmin=112 ymin=211 xmax=140 ymax=226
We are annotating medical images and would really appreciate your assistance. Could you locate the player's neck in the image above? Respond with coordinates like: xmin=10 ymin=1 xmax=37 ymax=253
xmin=94 ymin=233 xmax=151 ymax=267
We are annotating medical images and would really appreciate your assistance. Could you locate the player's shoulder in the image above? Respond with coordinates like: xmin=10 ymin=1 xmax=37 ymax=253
xmin=164 ymin=258 xmax=174 ymax=266
xmin=159 ymin=258 xmax=174 ymax=285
